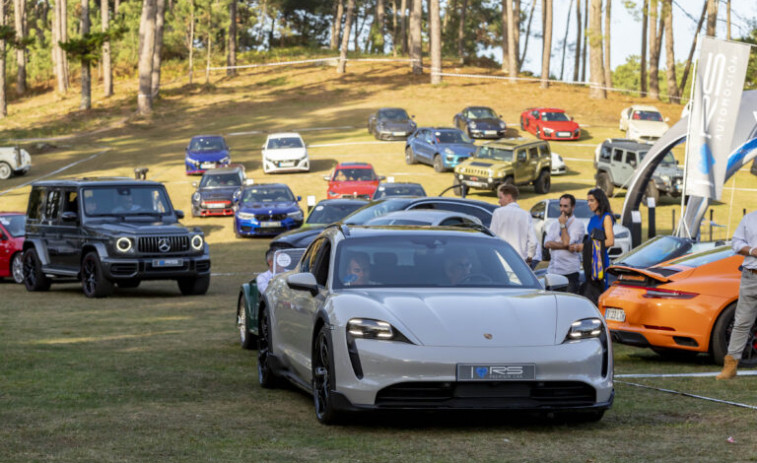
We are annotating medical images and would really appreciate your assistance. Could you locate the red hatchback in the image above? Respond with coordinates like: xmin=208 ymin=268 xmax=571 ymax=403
xmin=323 ymin=162 xmax=385 ymax=200
xmin=520 ymin=108 xmax=581 ymax=141
xmin=0 ymin=212 xmax=25 ymax=284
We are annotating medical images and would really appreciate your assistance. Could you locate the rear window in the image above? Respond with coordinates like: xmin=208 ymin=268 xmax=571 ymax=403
xmin=664 ymin=246 xmax=735 ymax=268
xmin=0 ymin=215 xmax=25 ymax=237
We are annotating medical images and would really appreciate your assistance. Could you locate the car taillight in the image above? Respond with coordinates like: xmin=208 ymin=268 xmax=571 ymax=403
xmin=642 ymin=287 xmax=698 ymax=299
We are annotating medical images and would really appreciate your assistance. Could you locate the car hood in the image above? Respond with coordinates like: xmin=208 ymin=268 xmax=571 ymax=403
xmin=262 ymin=148 xmax=307 ymax=160
xmin=87 ymin=222 xmax=188 ymax=235
xmin=653 ymin=164 xmax=683 ymax=177
xmin=628 ymin=120 xmax=669 ymax=136
xmin=377 ymin=120 xmax=414 ymax=130
xmin=198 ymin=186 xmax=239 ymax=200
xmin=542 ymin=120 xmax=579 ymax=131
xmin=350 ymin=289 xmax=562 ymax=347
xmin=471 ymin=118 xmax=503 ymax=128
xmin=440 ymin=143 xmax=477 ymax=155
xmin=238 ymin=202 xmax=298 ymax=213
xmin=186 ymin=149 xmax=229 ymax=161
xmin=329 ymin=181 xmax=379 ymax=194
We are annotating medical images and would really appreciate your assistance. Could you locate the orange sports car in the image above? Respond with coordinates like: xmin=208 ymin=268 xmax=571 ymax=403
xmin=598 ymin=245 xmax=756 ymax=365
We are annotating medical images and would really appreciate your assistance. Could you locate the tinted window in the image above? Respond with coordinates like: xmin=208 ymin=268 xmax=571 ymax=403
xmin=664 ymin=246 xmax=735 ymax=268
xmin=616 ymin=235 xmax=692 ymax=268
xmin=468 ymin=108 xmax=497 ymax=119
xmin=189 ymin=137 xmax=226 ymax=151
xmin=82 ymin=186 xmax=172 ymax=217
xmin=333 ymin=168 xmax=377 ymax=181
xmin=378 ymin=108 xmax=410 ymax=121
xmin=528 ymin=147 xmax=539 ymax=160
xmin=633 ymin=110 xmax=664 ymax=121
xmin=306 ymin=202 xmax=366 ymax=224
xmin=435 ymin=130 xmax=472 ymax=144
xmin=267 ymin=137 xmax=304 ymax=149
xmin=541 ymin=112 xmax=570 ymax=122
xmin=0 ymin=215 xmax=25 ymax=237
xmin=200 ymin=172 xmax=243 ymax=188
xmin=411 ymin=201 xmax=493 ymax=227
xmin=44 ymin=190 xmax=61 ymax=222
xmin=613 ymin=149 xmax=624 ymax=162
xmin=343 ymin=199 xmax=414 ymax=225
xmin=26 ymin=187 xmax=45 ymax=220
xmin=241 ymin=187 xmax=295 ymax=203
xmin=477 ymin=146 xmax=513 ymax=162
xmin=373 ymin=184 xmax=426 ymax=199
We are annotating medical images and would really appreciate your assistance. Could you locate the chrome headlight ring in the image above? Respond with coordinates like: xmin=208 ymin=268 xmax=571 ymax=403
xmin=191 ymin=234 xmax=204 ymax=251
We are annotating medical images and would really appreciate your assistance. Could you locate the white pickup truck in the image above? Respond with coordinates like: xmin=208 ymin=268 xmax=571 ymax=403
xmin=0 ymin=146 xmax=31 ymax=179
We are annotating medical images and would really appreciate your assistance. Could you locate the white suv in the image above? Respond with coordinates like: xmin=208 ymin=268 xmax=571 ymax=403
xmin=261 ymin=133 xmax=309 ymax=174
xmin=0 ymin=146 xmax=32 ymax=180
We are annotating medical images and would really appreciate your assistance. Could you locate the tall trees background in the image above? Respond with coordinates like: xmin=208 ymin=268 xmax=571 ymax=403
xmin=0 ymin=0 xmax=754 ymax=114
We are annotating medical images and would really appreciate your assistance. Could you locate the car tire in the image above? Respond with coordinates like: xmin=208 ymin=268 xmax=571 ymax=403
xmin=535 ymin=127 xmax=541 ymax=139
xmin=534 ymin=170 xmax=551 ymax=194
xmin=0 ymin=162 xmax=11 ymax=180
xmin=258 ymin=305 xmax=280 ymax=388
xmin=710 ymin=302 xmax=757 ymax=366
xmin=81 ymin=251 xmax=114 ymax=298
xmin=405 ymin=146 xmax=416 ymax=165
xmin=313 ymin=324 xmax=343 ymax=425
xmin=596 ymin=172 xmax=614 ymax=197
xmin=541 ymin=234 xmax=551 ymax=262
xmin=433 ymin=154 xmax=445 ymax=173
xmin=116 ymin=279 xmax=141 ymax=289
xmin=11 ymin=252 xmax=24 ymax=284
xmin=23 ymin=249 xmax=51 ymax=291
xmin=452 ymin=177 xmax=467 ymax=197
xmin=238 ymin=291 xmax=257 ymax=350
xmin=177 ymin=275 xmax=210 ymax=296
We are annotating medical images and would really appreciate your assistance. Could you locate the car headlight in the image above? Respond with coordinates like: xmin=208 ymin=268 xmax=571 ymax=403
xmin=237 ymin=212 xmax=256 ymax=220
xmin=192 ymin=192 xmax=201 ymax=203
xmin=659 ymin=174 xmax=670 ymax=182
xmin=287 ymin=210 xmax=304 ymax=221
xmin=220 ymin=156 xmax=230 ymax=163
xmin=499 ymin=122 xmax=506 ymax=129
xmin=614 ymin=230 xmax=630 ymax=239
xmin=186 ymin=156 xmax=199 ymax=165
xmin=115 ymin=236 xmax=133 ymax=253
xmin=468 ymin=121 xmax=477 ymax=129
xmin=444 ymin=147 xmax=455 ymax=155
xmin=543 ymin=127 xmax=554 ymax=134
xmin=566 ymin=318 xmax=603 ymax=341
xmin=191 ymin=234 xmax=204 ymax=251
xmin=347 ymin=318 xmax=411 ymax=343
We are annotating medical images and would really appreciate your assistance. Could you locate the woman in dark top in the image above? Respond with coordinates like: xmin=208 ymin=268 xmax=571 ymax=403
xmin=570 ymin=188 xmax=615 ymax=303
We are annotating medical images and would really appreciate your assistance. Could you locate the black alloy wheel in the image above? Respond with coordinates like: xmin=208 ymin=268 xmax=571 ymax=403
xmin=313 ymin=324 xmax=342 ymax=424
xmin=81 ymin=251 xmax=113 ymax=298
xmin=238 ymin=292 xmax=257 ymax=349
xmin=23 ymin=248 xmax=51 ymax=291
xmin=258 ymin=306 xmax=279 ymax=388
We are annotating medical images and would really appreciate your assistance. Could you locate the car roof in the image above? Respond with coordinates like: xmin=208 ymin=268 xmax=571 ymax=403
xmin=602 ymin=138 xmax=653 ymax=151
xmin=629 ymin=105 xmax=661 ymax=112
xmin=535 ymin=108 xmax=566 ymax=112
xmin=31 ymin=177 xmax=164 ymax=188
xmin=336 ymin=224 xmax=492 ymax=239
xmin=482 ymin=138 xmax=546 ymax=148
xmin=266 ymin=132 xmax=302 ymax=139
xmin=368 ymin=209 xmax=479 ymax=222
xmin=336 ymin=162 xmax=373 ymax=169
xmin=0 ymin=211 xmax=24 ymax=216
xmin=418 ymin=127 xmax=463 ymax=132
xmin=201 ymin=166 xmax=244 ymax=175
xmin=377 ymin=182 xmax=423 ymax=187
xmin=315 ymin=198 xmax=369 ymax=205
xmin=191 ymin=134 xmax=224 ymax=139
xmin=242 ymin=183 xmax=291 ymax=190
xmin=465 ymin=106 xmax=495 ymax=110
xmin=378 ymin=107 xmax=407 ymax=112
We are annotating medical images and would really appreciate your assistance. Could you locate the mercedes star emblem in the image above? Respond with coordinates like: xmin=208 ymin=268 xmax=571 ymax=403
xmin=158 ymin=238 xmax=171 ymax=253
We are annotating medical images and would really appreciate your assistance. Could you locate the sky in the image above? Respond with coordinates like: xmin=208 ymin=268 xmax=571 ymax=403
xmin=487 ymin=0 xmax=757 ymax=78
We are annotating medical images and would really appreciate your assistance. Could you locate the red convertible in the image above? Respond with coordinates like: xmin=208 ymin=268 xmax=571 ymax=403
xmin=520 ymin=108 xmax=581 ymax=141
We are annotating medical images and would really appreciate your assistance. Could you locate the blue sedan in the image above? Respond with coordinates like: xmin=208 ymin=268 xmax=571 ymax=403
xmin=233 ymin=184 xmax=304 ymax=237
xmin=405 ymin=127 xmax=477 ymax=172
xmin=185 ymin=135 xmax=231 ymax=175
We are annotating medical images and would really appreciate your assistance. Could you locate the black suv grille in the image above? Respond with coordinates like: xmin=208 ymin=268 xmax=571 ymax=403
xmin=138 ymin=236 xmax=190 ymax=254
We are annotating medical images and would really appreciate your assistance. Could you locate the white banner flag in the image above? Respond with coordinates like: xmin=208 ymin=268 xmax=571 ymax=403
xmin=684 ymin=37 xmax=751 ymax=200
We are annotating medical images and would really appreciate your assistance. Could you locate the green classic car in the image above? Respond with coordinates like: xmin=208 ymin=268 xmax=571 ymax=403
xmin=236 ymin=248 xmax=305 ymax=349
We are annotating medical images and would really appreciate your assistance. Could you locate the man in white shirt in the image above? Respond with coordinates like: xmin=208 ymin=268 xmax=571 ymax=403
xmin=490 ymin=184 xmax=537 ymax=264
xmin=256 ymin=249 xmax=275 ymax=294
xmin=543 ymin=194 xmax=584 ymax=293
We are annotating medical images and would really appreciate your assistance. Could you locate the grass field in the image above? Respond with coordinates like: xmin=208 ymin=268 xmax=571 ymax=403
xmin=1 ymin=58 xmax=756 ymax=462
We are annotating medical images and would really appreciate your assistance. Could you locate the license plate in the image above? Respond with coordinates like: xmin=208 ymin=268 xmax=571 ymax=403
xmin=260 ymin=221 xmax=281 ymax=228
xmin=465 ymin=180 xmax=488 ymax=188
xmin=279 ymin=161 xmax=295 ymax=167
xmin=485 ymin=130 xmax=497 ymax=135
xmin=557 ymin=131 xmax=572 ymax=137
xmin=392 ymin=131 xmax=406 ymax=136
xmin=457 ymin=364 xmax=535 ymax=381
xmin=152 ymin=258 xmax=183 ymax=267
xmin=201 ymin=162 xmax=216 ymax=169
xmin=605 ymin=308 xmax=626 ymax=322
xmin=205 ymin=203 xmax=226 ymax=209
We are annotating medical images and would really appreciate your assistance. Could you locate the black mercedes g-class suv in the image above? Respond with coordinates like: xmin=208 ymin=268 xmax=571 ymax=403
xmin=22 ymin=178 xmax=211 ymax=298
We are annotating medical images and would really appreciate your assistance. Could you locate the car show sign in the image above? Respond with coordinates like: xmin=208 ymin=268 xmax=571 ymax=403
xmin=684 ymin=37 xmax=751 ymax=200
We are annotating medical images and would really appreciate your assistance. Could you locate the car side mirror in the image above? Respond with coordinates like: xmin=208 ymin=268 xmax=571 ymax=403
xmin=192 ymin=182 xmax=198 ymax=188
xmin=262 ymin=144 xmax=267 ymax=149
xmin=296 ymin=196 xmax=302 ymax=201
xmin=540 ymin=273 xmax=569 ymax=291
xmin=664 ymin=117 xmax=670 ymax=122
xmin=61 ymin=211 xmax=78 ymax=222
xmin=286 ymin=272 xmax=319 ymax=295
xmin=531 ymin=211 xmax=544 ymax=220
xmin=0 ymin=232 xmax=7 ymax=241
xmin=323 ymin=175 xmax=331 ymax=181
xmin=244 ymin=179 xmax=255 ymax=185
xmin=175 ymin=210 xmax=185 ymax=219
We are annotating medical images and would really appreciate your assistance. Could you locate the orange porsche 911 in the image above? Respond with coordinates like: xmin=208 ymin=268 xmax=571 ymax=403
xmin=598 ymin=246 xmax=757 ymax=365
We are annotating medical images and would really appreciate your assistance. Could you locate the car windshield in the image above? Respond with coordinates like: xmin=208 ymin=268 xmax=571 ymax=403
xmin=541 ymin=112 xmax=570 ymax=122
xmin=267 ymin=137 xmax=304 ymax=149
xmin=662 ymin=246 xmax=736 ymax=268
xmin=333 ymin=235 xmax=539 ymax=289
xmin=200 ymin=173 xmax=242 ymax=188
xmin=241 ymin=187 xmax=295 ymax=204
xmin=343 ymin=198 xmax=415 ymax=225
xmin=189 ymin=137 xmax=226 ymax=151
xmin=0 ymin=215 xmax=25 ymax=237
xmin=333 ymin=168 xmax=377 ymax=182
xmin=82 ymin=186 xmax=172 ymax=217
xmin=547 ymin=200 xmax=593 ymax=219
xmin=632 ymin=110 xmax=663 ymax=121
xmin=468 ymin=108 xmax=497 ymax=119
xmin=378 ymin=109 xmax=410 ymax=121
xmin=476 ymin=146 xmax=513 ymax=162
xmin=659 ymin=152 xmax=677 ymax=166
xmin=614 ymin=235 xmax=692 ymax=268
xmin=373 ymin=184 xmax=426 ymax=199
xmin=306 ymin=202 xmax=366 ymax=224
xmin=435 ymin=131 xmax=472 ymax=144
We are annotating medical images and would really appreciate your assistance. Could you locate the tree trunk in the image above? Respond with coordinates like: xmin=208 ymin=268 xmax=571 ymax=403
xmin=580 ymin=0 xmax=587 ymax=81
xmin=353 ymin=5 xmax=362 ymax=53
xmin=679 ymin=0 xmax=706 ymax=96
xmin=458 ymin=0 xmax=466 ymax=64
xmin=540 ymin=0 xmax=552 ymax=88
xmin=391 ymin=0 xmax=397 ymax=55
xmin=501 ymin=0 xmax=509 ymax=72
xmin=559 ymin=0 xmax=573 ymax=81
xmin=430 ymin=0 xmax=441 ymax=84
xmin=337 ymin=0 xmax=355 ymax=73
xmin=13 ymin=0 xmax=26 ymax=95
xmin=115 ymin=0 xmax=119 ymax=14
xmin=101 ymin=0 xmax=113 ymax=96
xmin=205 ymin=4 xmax=212 ymax=85
xmin=375 ymin=0 xmax=385 ymax=53
xmin=80 ymin=0 xmax=92 ymax=110
xmin=519 ymin=0 xmax=535 ymax=71
xmin=151 ymin=0 xmax=166 ymax=96
xmin=227 ymin=0 xmax=237 ymax=75
xmin=409 ymin=0 xmax=422 ymax=74
xmin=648 ymin=0 xmax=663 ymax=100
xmin=513 ymin=0 xmax=520 ymax=70
xmin=640 ymin=0 xmax=647 ymax=96
xmin=705 ymin=0 xmax=717 ymax=37
xmin=572 ymin=0 xmax=581 ymax=82
xmin=188 ymin=1 xmax=194 ymax=84
xmin=53 ymin=0 xmax=70 ymax=94
xmin=330 ymin=0 xmax=343 ymax=50
xmin=400 ymin=0 xmax=407 ymax=54
xmin=137 ymin=0 xmax=157 ymax=114
xmin=602 ymin=0 xmax=610 ymax=89
xmin=726 ymin=0 xmax=731 ymax=39
xmin=588 ymin=0 xmax=605 ymax=99
xmin=0 ymin=0 xmax=7 ymax=117
xmin=506 ymin=0 xmax=516 ymax=78
xmin=663 ymin=0 xmax=678 ymax=102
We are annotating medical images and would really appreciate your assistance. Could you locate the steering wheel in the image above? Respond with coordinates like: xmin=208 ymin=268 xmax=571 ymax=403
xmin=460 ymin=273 xmax=493 ymax=284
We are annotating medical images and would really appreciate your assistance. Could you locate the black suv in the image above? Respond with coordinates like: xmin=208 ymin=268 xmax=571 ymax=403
xmin=22 ymin=178 xmax=211 ymax=298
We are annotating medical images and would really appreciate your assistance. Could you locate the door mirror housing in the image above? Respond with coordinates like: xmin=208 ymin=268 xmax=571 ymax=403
xmin=61 ymin=211 xmax=78 ymax=222
xmin=287 ymin=272 xmax=319 ymax=295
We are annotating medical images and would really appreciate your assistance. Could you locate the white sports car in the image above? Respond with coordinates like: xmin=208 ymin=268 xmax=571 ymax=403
xmin=258 ymin=225 xmax=614 ymax=424
xmin=261 ymin=132 xmax=310 ymax=174
xmin=618 ymin=105 xmax=670 ymax=143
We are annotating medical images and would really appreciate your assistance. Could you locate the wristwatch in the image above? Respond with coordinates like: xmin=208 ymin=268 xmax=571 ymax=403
xmin=560 ymin=223 xmax=566 ymax=229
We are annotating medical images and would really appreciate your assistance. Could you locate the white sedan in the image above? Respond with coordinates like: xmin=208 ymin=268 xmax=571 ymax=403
xmin=261 ymin=133 xmax=310 ymax=174
xmin=618 ymin=105 xmax=670 ymax=143
xmin=258 ymin=225 xmax=614 ymax=424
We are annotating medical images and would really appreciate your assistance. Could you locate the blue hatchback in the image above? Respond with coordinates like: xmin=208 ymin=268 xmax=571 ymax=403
xmin=233 ymin=184 xmax=304 ymax=237
xmin=185 ymin=135 xmax=231 ymax=175
xmin=404 ymin=127 xmax=477 ymax=172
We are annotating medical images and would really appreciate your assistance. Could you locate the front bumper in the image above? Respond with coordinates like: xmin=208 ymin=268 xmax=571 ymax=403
xmin=235 ymin=216 xmax=303 ymax=237
xmin=263 ymin=157 xmax=310 ymax=173
xmin=331 ymin=329 xmax=614 ymax=411
xmin=185 ymin=160 xmax=230 ymax=175
xmin=456 ymin=173 xmax=503 ymax=190
xmin=541 ymin=130 xmax=580 ymax=141
xmin=193 ymin=201 xmax=234 ymax=217
xmin=101 ymin=255 xmax=211 ymax=280
xmin=551 ymin=166 xmax=567 ymax=175
xmin=375 ymin=129 xmax=413 ymax=141
xmin=468 ymin=128 xmax=506 ymax=139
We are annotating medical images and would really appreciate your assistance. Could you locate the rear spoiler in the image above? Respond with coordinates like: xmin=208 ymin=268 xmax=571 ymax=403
xmin=607 ymin=265 xmax=673 ymax=284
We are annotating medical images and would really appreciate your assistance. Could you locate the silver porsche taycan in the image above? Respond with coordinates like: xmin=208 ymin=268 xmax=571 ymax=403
xmin=258 ymin=225 xmax=614 ymax=424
